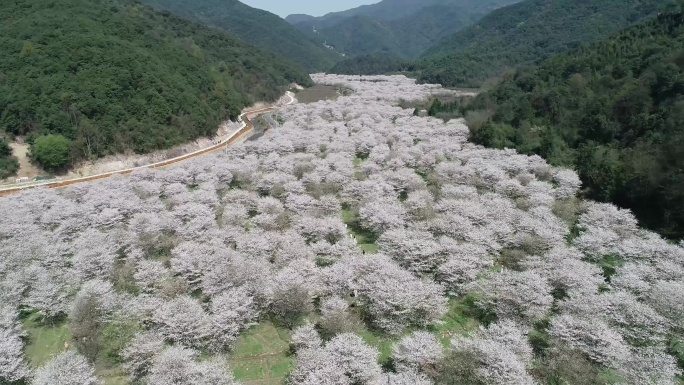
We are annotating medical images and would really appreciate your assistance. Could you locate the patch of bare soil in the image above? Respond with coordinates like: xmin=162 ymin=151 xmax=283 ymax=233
xmin=296 ymin=85 xmax=339 ymax=104
xmin=9 ymin=140 xmax=44 ymax=179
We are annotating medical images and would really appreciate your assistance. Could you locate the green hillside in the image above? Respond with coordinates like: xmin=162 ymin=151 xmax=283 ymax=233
xmin=0 ymin=138 xmax=18 ymax=178
xmin=315 ymin=15 xmax=404 ymax=58
xmin=286 ymin=0 xmax=445 ymax=26
xmin=141 ymin=0 xmax=341 ymax=72
xmin=463 ymin=10 xmax=684 ymax=238
xmin=0 ymin=0 xmax=310 ymax=173
xmin=288 ymin=0 xmax=521 ymax=59
xmin=417 ymin=0 xmax=664 ymax=87
xmin=315 ymin=5 xmax=482 ymax=59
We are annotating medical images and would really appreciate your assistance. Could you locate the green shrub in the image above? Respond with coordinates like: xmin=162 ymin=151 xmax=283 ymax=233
xmin=30 ymin=134 xmax=71 ymax=171
xmin=0 ymin=138 xmax=18 ymax=178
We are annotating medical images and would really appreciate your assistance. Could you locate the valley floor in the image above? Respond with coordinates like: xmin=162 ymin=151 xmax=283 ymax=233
xmin=1 ymin=75 xmax=682 ymax=385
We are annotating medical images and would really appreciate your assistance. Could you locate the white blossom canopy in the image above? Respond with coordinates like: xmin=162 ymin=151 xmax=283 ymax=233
xmin=0 ymin=73 xmax=681 ymax=384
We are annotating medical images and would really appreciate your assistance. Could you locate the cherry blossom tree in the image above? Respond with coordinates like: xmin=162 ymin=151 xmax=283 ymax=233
xmin=330 ymin=255 xmax=447 ymax=334
xmin=152 ymin=295 xmax=212 ymax=349
xmin=121 ymin=331 xmax=166 ymax=382
xmin=617 ymin=347 xmax=681 ymax=385
xmin=391 ymin=331 xmax=443 ymax=374
xmin=647 ymin=280 xmax=684 ymax=331
xmin=319 ymin=296 xmax=359 ymax=337
xmin=553 ymin=169 xmax=582 ymax=199
xmin=602 ymin=290 xmax=669 ymax=345
xmin=200 ymin=251 xmax=272 ymax=298
xmin=404 ymin=190 xmax=436 ymax=222
xmin=522 ymin=246 xmax=603 ymax=297
xmin=32 ymin=350 xmax=102 ymax=385
xmin=378 ymin=229 xmax=444 ymax=274
xmin=449 ymin=321 xmax=536 ymax=385
xmin=146 ymin=346 xmax=237 ymax=385
xmin=291 ymin=322 xmax=322 ymax=351
xmin=379 ymin=371 xmax=434 ymax=385
xmin=325 ymin=333 xmax=382 ymax=384
xmin=548 ymin=314 xmax=631 ymax=367
xmin=270 ymin=289 xmax=311 ymax=327
xmin=23 ymin=266 xmax=70 ymax=321
xmin=288 ymin=348 xmax=350 ymax=385
xmin=69 ymin=229 xmax=118 ymax=282
xmin=290 ymin=333 xmax=382 ymax=385
xmin=358 ymin=198 xmax=406 ymax=235
xmin=134 ymin=260 xmax=171 ymax=294
xmin=294 ymin=215 xmax=347 ymax=244
xmin=69 ymin=280 xmax=119 ymax=360
xmin=210 ymin=287 xmax=258 ymax=350
xmin=468 ymin=270 xmax=554 ymax=324
xmin=0 ymin=305 xmax=30 ymax=383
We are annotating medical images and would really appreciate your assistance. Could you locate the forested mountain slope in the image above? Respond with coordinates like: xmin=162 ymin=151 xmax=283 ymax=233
xmin=141 ymin=0 xmax=340 ymax=71
xmin=285 ymin=0 xmax=451 ymax=26
xmin=417 ymin=0 xmax=664 ymax=87
xmin=0 ymin=0 xmax=310 ymax=173
xmin=286 ymin=0 xmax=521 ymax=59
xmin=464 ymin=11 xmax=684 ymax=238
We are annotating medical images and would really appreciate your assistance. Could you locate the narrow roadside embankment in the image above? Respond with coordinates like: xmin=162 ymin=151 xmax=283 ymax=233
xmin=0 ymin=92 xmax=296 ymax=197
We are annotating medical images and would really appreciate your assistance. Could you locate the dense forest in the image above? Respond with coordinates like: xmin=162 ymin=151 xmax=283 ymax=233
xmin=0 ymin=0 xmax=311 ymax=173
xmin=297 ymin=6 xmax=476 ymax=59
xmin=416 ymin=0 xmax=664 ymax=87
xmin=287 ymin=0 xmax=460 ymax=25
xmin=287 ymin=0 xmax=521 ymax=59
xmin=457 ymin=11 xmax=684 ymax=238
xmin=140 ymin=0 xmax=340 ymax=72
xmin=0 ymin=139 xmax=18 ymax=178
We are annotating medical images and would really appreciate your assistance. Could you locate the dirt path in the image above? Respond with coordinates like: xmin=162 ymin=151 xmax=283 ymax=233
xmin=8 ymin=140 xmax=44 ymax=179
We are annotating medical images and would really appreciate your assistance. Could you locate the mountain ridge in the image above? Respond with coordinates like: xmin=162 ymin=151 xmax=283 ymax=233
xmin=416 ymin=0 xmax=665 ymax=87
xmin=141 ymin=0 xmax=341 ymax=71
xmin=286 ymin=0 xmax=521 ymax=59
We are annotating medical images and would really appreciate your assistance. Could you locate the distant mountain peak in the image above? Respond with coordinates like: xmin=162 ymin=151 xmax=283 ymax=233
xmin=285 ymin=0 xmax=522 ymax=59
xmin=285 ymin=13 xmax=316 ymax=24
xmin=142 ymin=0 xmax=340 ymax=71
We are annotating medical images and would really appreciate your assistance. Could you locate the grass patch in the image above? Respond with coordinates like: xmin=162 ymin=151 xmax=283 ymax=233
xmin=599 ymin=254 xmax=624 ymax=283
xmin=296 ymin=85 xmax=339 ymax=104
xmin=358 ymin=243 xmax=379 ymax=254
xmin=430 ymin=298 xmax=480 ymax=346
xmin=352 ymin=156 xmax=367 ymax=180
xmin=96 ymin=367 xmax=129 ymax=385
xmin=230 ymin=322 xmax=293 ymax=385
xmin=357 ymin=327 xmax=395 ymax=365
xmin=23 ymin=312 xmax=132 ymax=385
xmin=341 ymin=207 xmax=379 ymax=254
xmin=23 ymin=313 xmax=71 ymax=367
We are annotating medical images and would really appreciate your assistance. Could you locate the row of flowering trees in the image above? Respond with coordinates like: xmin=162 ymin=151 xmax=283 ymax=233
xmin=0 ymin=74 xmax=682 ymax=384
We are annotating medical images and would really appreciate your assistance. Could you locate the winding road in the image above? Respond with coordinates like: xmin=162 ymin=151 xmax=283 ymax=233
xmin=0 ymin=92 xmax=296 ymax=197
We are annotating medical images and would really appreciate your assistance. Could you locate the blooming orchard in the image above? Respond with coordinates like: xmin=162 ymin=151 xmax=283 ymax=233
xmin=0 ymin=74 xmax=682 ymax=384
